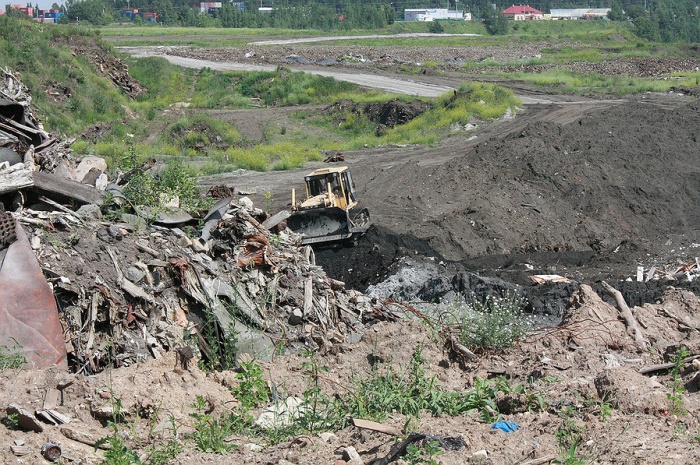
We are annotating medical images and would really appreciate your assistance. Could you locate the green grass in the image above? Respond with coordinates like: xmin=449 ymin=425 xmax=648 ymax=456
xmin=0 ymin=18 xmax=135 ymax=135
xmin=498 ymin=68 xmax=700 ymax=96
xmin=0 ymin=341 xmax=26 ymax=370
xmin=128 ymin=56 xmax=196 ymax=107
xmin=98 ymin=20 xmax=636 ymax=49
xmin=305 ymin=82 xmax=520 ymax=150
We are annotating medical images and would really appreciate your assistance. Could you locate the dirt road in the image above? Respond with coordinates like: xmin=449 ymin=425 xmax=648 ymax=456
xmin=120 ymin=46 xmax=454 ymax=97
xmin=247 ymin=32 xmax=481 ymax=46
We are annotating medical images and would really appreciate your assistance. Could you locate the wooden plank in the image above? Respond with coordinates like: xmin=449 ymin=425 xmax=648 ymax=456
xmin=303 ymin=278 xmax=313 ymax=317
xmin=33 ymin=171 xmax=104 ymax=206
xmin=262 ymin=210 xmax=291 ymax=230
xmin=639 ymin=355 xmax=700 ymax=374
xmin=43 ymin=388 xmax=61 ymax=410
xmin=10 ymin=445 xmax=31 ymax=456
xmin=351 ymin=418 xmax=401 ymax=436
xmin=47 ymin=409 xmax=71 ymax=424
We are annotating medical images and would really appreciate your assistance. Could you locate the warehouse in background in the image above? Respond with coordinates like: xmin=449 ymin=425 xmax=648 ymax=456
xmin=404 ymin=8 xmax=472 ymax=22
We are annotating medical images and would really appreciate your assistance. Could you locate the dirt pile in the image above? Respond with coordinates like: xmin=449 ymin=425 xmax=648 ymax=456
xmin=418 ymin=97 xmax=700 ymax=259
xmin=493 ymin=56 xmax=700 ymax=77
xmin=306 ymin=93 xmax=697 ymax=300
xmin=324 ymin=99 xmax=431 ymax=133
xmin=162 ymin=43 xmax=700 ymax=77
xmin=53 ymin=35 xmax=146 ymax=99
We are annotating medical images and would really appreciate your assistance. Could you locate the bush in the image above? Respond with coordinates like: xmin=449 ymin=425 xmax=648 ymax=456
xmin=428 ymin=21 xmax=444 ymax=34
xmin=442 ymin=292 xmax=533 ymax=350
xmin=123 ymin=158 xmax=209 ymax=213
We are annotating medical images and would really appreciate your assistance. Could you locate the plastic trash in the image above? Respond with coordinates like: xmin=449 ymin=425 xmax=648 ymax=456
xmin=491 ymin=420 xmax=519 ymax=433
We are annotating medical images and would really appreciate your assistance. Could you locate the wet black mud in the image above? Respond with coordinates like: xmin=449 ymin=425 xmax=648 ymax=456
xmin=313 ymin=225 xmax=700 ymax=324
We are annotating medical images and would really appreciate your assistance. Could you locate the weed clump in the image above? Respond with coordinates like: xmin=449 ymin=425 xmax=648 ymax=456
xmin=442 ymin=292 xmax=534 ymax=351
xmin=0 ymin=341 xmax=26 ymax=370
xmin=121 ymin=158 xmax=211 ymax=214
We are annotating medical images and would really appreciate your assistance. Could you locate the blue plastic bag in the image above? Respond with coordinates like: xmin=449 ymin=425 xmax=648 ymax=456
xmin=491 ymin=420 xmax=519 ymax=433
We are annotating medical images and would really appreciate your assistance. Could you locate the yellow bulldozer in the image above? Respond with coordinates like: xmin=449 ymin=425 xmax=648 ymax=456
xmin=287 ymin=166 xmax=370 ymax=245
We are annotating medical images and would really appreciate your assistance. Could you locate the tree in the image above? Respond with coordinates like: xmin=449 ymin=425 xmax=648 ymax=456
xmin=483 ymin=7 xmax=509 ymax=36
xmin=65 ymin=0 xmax=112 ymax=25
xmin=153 ymin=0 xmax=177 ymax=25
xmin=625 ymin=4 xmax=648 ymax=19
xmin=428 ymin=20 xmax=444 ymax=33
xmin=608 ymin=0 xmax=624 ymax=21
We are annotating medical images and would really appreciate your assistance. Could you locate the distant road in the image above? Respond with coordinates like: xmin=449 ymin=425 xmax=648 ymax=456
xmin=119 ymin=44 xmax=621 ymax=103
xmin=120 ymin=47 xmax=455 ymax=97
xmin=247 ymin=33 xmax=480 ymax=46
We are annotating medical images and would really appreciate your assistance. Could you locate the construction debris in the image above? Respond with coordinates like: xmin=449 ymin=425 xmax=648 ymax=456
xmin=0 ymin=69 xmax=383 ymax=375
xmin=636 ymin=259 xmax=699 ymax=282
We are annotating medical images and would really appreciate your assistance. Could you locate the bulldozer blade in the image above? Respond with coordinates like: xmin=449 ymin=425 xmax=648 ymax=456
xmin=287 ymin=207 xmax=353 ymax=245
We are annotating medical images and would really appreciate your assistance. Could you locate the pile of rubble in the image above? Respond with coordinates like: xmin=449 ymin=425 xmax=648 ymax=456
xmin=156 ymin=43 xmax=700 ymax=77
xmin=0 ymin=68 xmax=379 ymax=375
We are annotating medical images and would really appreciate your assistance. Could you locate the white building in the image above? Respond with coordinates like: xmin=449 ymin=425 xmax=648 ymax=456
xmin=550 ymin=8 xmax=611 ymax=20
xmin=404 ymin=8 xmax=470 ymax=22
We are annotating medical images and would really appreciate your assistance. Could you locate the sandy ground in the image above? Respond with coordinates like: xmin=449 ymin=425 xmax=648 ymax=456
xmin=1 ymin=285 xmax=699 ymax=464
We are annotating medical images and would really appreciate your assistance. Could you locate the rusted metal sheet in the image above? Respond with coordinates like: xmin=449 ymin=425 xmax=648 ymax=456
xmin=0 ymin=222 xmax=67 ymax=370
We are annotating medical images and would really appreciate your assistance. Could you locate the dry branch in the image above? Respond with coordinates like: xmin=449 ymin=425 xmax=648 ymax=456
xmin=448 ymin=333 xmax=477 ymax=361
xmin=519 ymin=455 xmax=557 ymax=465
xmin=601 ymin=281 xmax=649 ymax=351
xmin=639 ymin=355 xmax=700 ymax=374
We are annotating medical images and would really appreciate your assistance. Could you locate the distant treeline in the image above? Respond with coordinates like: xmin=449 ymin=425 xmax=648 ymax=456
xmin=36 ymin=0 xmax=700 ymax=42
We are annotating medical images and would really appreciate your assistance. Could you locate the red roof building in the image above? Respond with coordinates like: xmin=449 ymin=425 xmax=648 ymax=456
xmin=503 ymin=4 xmax=545 ymax=20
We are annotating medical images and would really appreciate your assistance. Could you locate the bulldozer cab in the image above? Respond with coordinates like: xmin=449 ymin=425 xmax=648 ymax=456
xmin=288 ymin=166 xmax=370 ymax=245
xmin=299 ymin=166 xmax=357 ymax=210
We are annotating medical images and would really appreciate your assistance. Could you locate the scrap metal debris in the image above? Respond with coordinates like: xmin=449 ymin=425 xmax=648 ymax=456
xmin=0 ymin=68 xmax=385 ymax=374
xmin=636 ymin=259 xmax=699 ymax=282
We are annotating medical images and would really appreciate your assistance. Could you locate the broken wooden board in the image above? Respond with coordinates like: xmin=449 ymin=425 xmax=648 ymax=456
xmin=60 ymin=426 xmax=111 ymax=449
xmin=43 ymin=388 xmax=61 ymax=410
xmin=33 ymin=171 xmax=104 ymax=206
xmin=351 ymin=418 xmax=402 ymax=436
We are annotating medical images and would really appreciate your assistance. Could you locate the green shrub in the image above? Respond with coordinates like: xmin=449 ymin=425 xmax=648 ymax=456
xmin=232 ymin=361 xmax=269 ymax=409
xmin=442 ymin=291 xmax=533 ymax=351
xmin=164 ymin=115 xmax=242 ymax=155
xmin=122 ymin=158 xmax=208 ymax=213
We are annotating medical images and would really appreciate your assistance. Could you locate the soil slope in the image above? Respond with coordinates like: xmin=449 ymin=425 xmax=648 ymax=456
xmin=310 ymin=92 xmax=700 ymax=290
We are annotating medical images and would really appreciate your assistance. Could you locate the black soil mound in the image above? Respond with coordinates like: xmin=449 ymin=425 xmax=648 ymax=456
xmin=314 ymin=94 xmax=700 ymax=308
